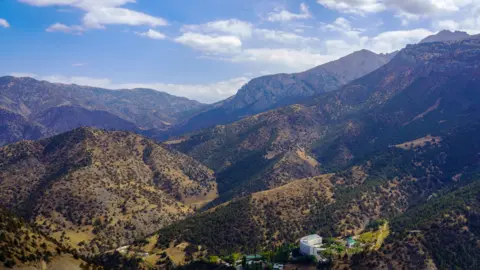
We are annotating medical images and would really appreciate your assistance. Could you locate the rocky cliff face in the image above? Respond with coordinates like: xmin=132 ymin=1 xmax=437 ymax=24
xmin=420 ymin=30 xmax=471 ymax=44
xmin=169 ymin=50 xmax=392 ymax=136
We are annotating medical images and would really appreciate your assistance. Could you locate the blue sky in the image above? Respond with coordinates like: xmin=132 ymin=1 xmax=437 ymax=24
xmin=1 ymin=0 xmax=479 ymax=103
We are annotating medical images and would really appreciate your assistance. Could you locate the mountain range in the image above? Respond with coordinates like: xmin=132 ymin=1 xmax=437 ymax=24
xmin=0 ymin=76 xmax=205 ymax=146
xmin=1 ymin=48 xmax=396 ymax=146
xmin=419 ymin=29 xmax=472 ymax=43
xmin=1 ymin=30 xmax=475 ymax=148
xmin=167 ymin=49 xmax=394 ymax=136
xmin=155 ymin=36 xmax=480 ymax=268
xmin=2 ymin=30 xmax=480 ymax=269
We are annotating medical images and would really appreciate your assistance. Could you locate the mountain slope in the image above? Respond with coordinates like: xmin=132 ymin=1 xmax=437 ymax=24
xmin=156 ymin=119 xmax=480 ymax=268
xmin=168 ymin=38 xmax=480 ymax=205
xmin=0 ymin=76 xmax=205 ymax=146
xmin=349 ymin=179 xmax=480 ymax=270
xmin=0 ymin=127 xmax=217 ymax=255
xmin=0 ymin=207 xmax=89 ymax=270
xmin=169 ymin=50 xmax=392 ymax=135
xmin=32 ymin=106 xmax=139 ymax=135
xmin=0 ymin=108 xmax=44 ymax=146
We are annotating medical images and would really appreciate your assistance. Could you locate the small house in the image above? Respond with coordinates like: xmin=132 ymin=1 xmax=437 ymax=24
xmin=300 ymin=234 xmax=323 ymax=256
xmin=346 ymin=237 xmax=356 ymax=248
xmin=245 ymin=254 xmax=263 ymax=264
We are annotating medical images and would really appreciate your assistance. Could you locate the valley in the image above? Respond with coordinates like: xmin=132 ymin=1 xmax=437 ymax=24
xmin=1 ymin=31 xmax=480 ymax=269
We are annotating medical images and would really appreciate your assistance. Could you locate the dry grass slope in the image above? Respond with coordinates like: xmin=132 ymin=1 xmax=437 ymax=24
xmin=0 ymin=127 xmax=217 ymax=255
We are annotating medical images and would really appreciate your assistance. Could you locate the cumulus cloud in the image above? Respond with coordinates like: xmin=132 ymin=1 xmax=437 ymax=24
xmin=254 ymin=29 xmax=319 ymax=44
xmin=10 ymin=72 xmax=114 ymax=88
xmin=267 ymin=3 xmax=312 ymax=22
xmin=322 ymin=17 xmax=433 ymax=54
xmin=0 ymin=18 xmax=10 ymax=28
xmin=367 ymin=28 xmax=434 ymax=53
xmin=46 ymin=23 xmax=84 ymax=34
xmin=175 ymin=32 xmax=242 ymax=54
xmin=20 ymin=0 xmax=167 ymax=31
xmin=232 ymin=48 xmax=336 ymax=71
xmin=83 ymin=7 xmax=167 ymax=29
xmin=432 ymin=2 xmax=480 ymax=34
xmin=19 ymin=0 xmax=134 ymax=8
xmin=316 ymin=0 xmax=385 ymax=14
xmin=135 ymin=29 xmax=166 ymax=40
xmin=118 ymin=77 xmax=250 ymax=103
xmin=323 ymin=17 xmax=366 ymax=40
xmin=317 ymin=0 xmax=476 ymax=26
xmin=182 ymin=19 xmax=253 ymax=38
xmin=10 ymin=72 xmax=249 ymax=103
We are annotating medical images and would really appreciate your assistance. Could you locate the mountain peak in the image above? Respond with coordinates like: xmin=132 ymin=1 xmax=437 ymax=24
xmin=420 ymin=29 xmax=470 ymax=44
xmin=350 ymin=48 xmax=377 ymax=56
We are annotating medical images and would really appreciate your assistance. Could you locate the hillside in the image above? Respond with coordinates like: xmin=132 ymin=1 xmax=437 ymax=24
xmin=0 ymin=108 xmax=44 ymax=146
xmin=0 ymin=207 xmax=90 ymax=270
xmin=167 ymin=38 xmax=480 ymax=206
xmin=153 ymin=37 xmax=480 ymax=265
xmin=0 ymin=76 xmax=205 ymax=146
xmin=346 ymin=179 xmax=480 ymax=270
xmin=0 ymin=127 xmax=217 ymax=255
xmin=168 ymin=50 xmax=392 ymax=135
xmin=156 ymin=119 xmax=480 ymax=269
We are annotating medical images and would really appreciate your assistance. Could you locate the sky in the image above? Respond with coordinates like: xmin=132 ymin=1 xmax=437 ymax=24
xmin=0 ymin=0 xmax=479 ymax=103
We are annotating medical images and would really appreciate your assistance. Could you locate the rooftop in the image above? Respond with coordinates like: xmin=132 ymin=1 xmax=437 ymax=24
xmin=300 ymin=234 xmax=322 ymax=243
xmin=245 ymin=254 xmax=263 ymax=260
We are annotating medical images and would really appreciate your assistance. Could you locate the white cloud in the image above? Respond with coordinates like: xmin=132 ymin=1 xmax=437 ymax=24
xmin=118 ymin=77 xmax=250 ymax=103
xmin=327 ymin=17 xmax=352 ymax=31
xmin=434 ymin=20 xmax=460 ymax=31
xmin=254 ymin=29 xmax=319 ymax=44
xmin=232 ymin=48 xmax=335 ymax=71
xmin=316 ymin=0 xmax=385 ymax=14
xmin=19 ymin=0 xmax=134 ymax=9
xmin=387 ymin=0 xmax=472 ymax=16
xmin=323 ymin=17 xmax=366 ymax=39
xmin=72 ymin=63 xmax=87 ymax=67
xmin=431 ymin=2 xmax=480 ymax=34
xmin=324 ymin=39 xmax=363 ymax=56
xmin=135 ymin=29 xmax=166 ymax=40
xmin=20 ymin=0 xmax=167 ymax=30
xmin=11 ymin=73 xmax=113 ymax=88
xmin=267 ymin=3 xmax=312 ymax=22
xmin=46 ymin=23 xmax=84 ymax=34
xmin=175 ymin=32 xmax=242 ymax=54
xmin=10 ymin=72 xmax=249 ymax=103
xmin=317 ymin=0 xmax=476 ymax=27
xmin=321 ymin=17 xmax=433 ymax=55
xmin=367 ymin=28 xmax=434 ymax=53
xmin=0 ymin=18 xmax=10 ymax=28
xmin=83 ymin=7 xmax=167 ymax=28
xmin=182 ymin=19 xmax=253 ymax=38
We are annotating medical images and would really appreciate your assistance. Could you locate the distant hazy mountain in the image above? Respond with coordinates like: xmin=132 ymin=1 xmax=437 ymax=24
xmin=169 ymin=50 xmax=394 ymax=135
xmin=420 ymin=30 xmax=471 ymax=44
xmin=0 ymin=76 xmax=205 ymax=145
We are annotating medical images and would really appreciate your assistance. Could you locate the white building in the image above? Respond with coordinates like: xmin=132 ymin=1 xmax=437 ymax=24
xmin=300 ymin=234 xmax=323 ymax=256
